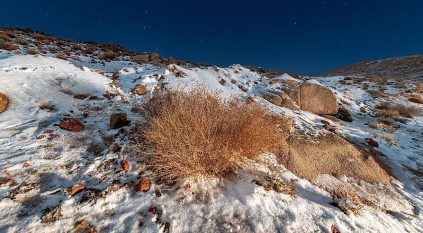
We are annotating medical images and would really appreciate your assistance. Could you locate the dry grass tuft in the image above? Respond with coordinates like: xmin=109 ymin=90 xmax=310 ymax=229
xmin=375 ymin=102 xmax=421 ymax=119
xmin=133 ymin=88 xmax=283 ymax=182
xmin=328 ymin=188 xmax=363 ymax=215
xmin=376 ymin=133 xmax=396 ymax=146
xmin=99 ymin=50 xmax=118 ymax=60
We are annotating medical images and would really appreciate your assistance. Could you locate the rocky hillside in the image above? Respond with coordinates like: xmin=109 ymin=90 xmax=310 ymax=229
xmin=324 ymin=55 xmax=423 ymax=81
xmin=1 ymin=28 xmax=423 ymax=233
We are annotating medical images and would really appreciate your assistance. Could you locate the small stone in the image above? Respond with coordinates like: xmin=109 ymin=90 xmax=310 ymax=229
xmin=0 ymin=92 xmax=9 ymax=113
xmin=110 ymin=113 xmax=130 ymax=129
xmin=132 ymin=84 xmax=148 ymax=95
xmin=246 ymin=96 xmax=255 ymax=104
xmin=331 ymin=225 xmax=341 ymax=233
xmin=328 ymin=127 xmax=340 ymax=135
xmin=22 ymin=162 xmax=30 ymax=168
xmin=68 ymin=183 xmax=85 ymax=196
xmin=136 ymin=177 xmax=151 ymax=192
xmin=360 ymin=106 xmax=366 ymax=113
xmin=74 ymin=220 xmax=97 ymax=233
xmin=41 ymin=205 xmax=62 ymax=223
xmin=321 ymin=119 xmax=331 ymax=127
xmin=120 ymin=160 xmax=130 ymax=172
xmin=59 ymin=118 xmax=85 ymax=132
xmin=366 ymin=138 xmax=379 ymax=147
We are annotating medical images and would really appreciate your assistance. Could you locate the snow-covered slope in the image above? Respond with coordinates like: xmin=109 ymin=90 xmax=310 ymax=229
xmin=1 ymin=30 xmax=423 ymax=233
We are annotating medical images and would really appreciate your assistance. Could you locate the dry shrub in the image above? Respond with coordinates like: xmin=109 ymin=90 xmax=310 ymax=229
xmin=377 ymin=133 xmax=396 ymax=146
xmin=14 ymin=38 xmax=28 ymax=45
xmin=375 ymin=102 xmax=421 ymax=119
xmin=328 ymin=188 xmax=363 ymax=215
xmin=278 ymin=134 xmax=391 ymax=184
xmin=0 ymin=33 xmax=12 ymax=42
xmin=133 ymin=88 xmax=283 ymax=182
xmin=85 ymin=45 xmax=97 ymax=54
xmin=27 ymin=48 xmax=40 ymax=55
xmin=99 ymin=50 xmax=118 ymax=60
xmin=394 ymin=81 xmax=406 ymax=89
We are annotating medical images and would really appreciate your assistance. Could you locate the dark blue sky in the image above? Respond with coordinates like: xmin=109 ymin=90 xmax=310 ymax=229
xmin=1 ymin=0 xmax=422 ymax=74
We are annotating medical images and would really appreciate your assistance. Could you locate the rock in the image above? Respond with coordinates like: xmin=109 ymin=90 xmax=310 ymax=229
xmin=262 ymin=92 xmax=282 ymax=106
xmin=22 ymin=162 xmax=30 ymax=168
xmin=4 ymin=44 xmax=17 ymax=51
xmin=408 ymin=94 xmax=423 ymax=104
xmin=59 ymin=118 xmax=85 ymax=132
xmin=331 ymin=225 xmax=341 ymax=233
xmin=0 ymin=179 xmax=16 ymax=186
xmin=246 ymin=96 xmax=255 ymax=104
xmin=0 ymin=92 xmax=9 ymax=113
xmin=41 ymin=205 xmax=62 ymax=223
xmin=74 ymin=220 xmax=97 ymax=233
xmin=360 ymin=106 xmax=366 ymax=113
xmin=336 ymin=106 xmax=353 ymax=122
xmin=218 ymin=78 xmax=226 ymax=86
xmin=366 ymin=138 xmax=379 ymax=147
xmin=300 ymin=83 xmax=338 ymax=115
xmin=121 ymin=160 xmax=130 ymax=172
xmin=321 ymin=119 xmax=331 ymax=127
xmin=136 ymin=177 xmax=151 ymax=192
xmin=110 ymin=113 xmax=130 ymax=129
xmin=67 ymin=183 xmax=85 ymax=196
xmin=328 ymin=127 xmax=340 ymax=135
xmin=112 ymin=144 xmax=121 ymax=153
xmin=132 ymin=84 xmax=148 ymax=95
xmin=281 ymin=80 xmax=301 ymax=104
xmin=268 ymin=90 xmax=300 ymax=110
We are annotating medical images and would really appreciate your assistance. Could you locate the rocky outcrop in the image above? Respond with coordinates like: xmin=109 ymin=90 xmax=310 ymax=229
xmin=300 ymin=83 xmax=338 ymax=115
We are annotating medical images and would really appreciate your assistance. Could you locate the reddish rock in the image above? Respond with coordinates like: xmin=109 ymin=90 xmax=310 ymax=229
xmin=246 ymin=96 xmax=255 ymax=104
xmin=22 ymin=162 xmax=30 ymax=168
xmin=328 ymin=127 xmax=340 ymax=135
xmin=59 ymin=118 xmax=85 ymax=132
xmin=331 ymin=225 xmax=341 ymax=233
xmin=269 ymin=79 xmax=278 ymax=85
xmin=0 ymin=179 xmax=16 ymax=186
xmin=121 ymin=160 xmax=130 ymax=172
xmin=360 ymin=106 xmax=366 ymax=113
xmin=366 ymin=138 xmax=379 ymax=147
xmin=74 ymin=220 xmax=97 ymax=233
xmin=136 ymin=177 xmax=151 ymax=192
xmin=0 ymin=92 xmax=9 ymax=113
xmin=43 ymin=129 xmax=54 ymax=134
xmin=4 ymin=44 xmax=17 ymax=51
xmin=68 ymin=183 xmax=85 ymax=196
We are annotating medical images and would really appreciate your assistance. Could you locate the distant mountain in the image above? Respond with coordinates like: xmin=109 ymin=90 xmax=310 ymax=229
xmin=324 ymin=55 xmax=423 ymax=81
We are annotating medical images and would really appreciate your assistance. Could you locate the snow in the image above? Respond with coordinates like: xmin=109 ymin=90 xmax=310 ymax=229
xmin=0 ymin=48 xmax=422 ymax=233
